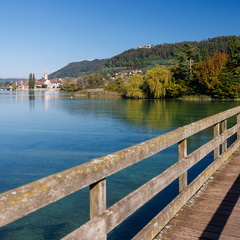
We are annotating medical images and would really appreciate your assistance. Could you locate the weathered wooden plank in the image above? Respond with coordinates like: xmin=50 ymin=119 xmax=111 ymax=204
xmin=170 ymin=217 xmax=240 ymax=235
xmin=90 ymin=179 xmax=106 ymax=240
xmin=177 ymin=205 xmax=240 ymax=220
xmin=174 ymin=207 xmax=240 ymax=228
xmin=237 ymin=113 xmax=240 ymax=138
xmin=90 ymin=179 xmax=106 ymax=219
xmin=156 ymin=225 xmax=240 ymax=240
xmin=214 ymin=122 xmax=220 ymax=159
xmin=221 ymin=119 xmax=227 ymax=152
xmin=178 ymin=139 xmax=187 ymax=192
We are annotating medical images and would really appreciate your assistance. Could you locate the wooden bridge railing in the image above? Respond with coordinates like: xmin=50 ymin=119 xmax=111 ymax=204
xmin=1 ymin=106 xmax=240 ymax=239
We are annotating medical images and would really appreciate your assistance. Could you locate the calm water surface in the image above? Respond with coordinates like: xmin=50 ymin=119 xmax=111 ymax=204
xmin=0 ymin=91 xmax=239 ymax=239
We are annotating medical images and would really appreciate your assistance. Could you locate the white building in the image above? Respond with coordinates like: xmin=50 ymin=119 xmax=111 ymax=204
xmin=138 ymin=43 xmax=152 ymax=49
xmin=44 ymin=72 xmax=48 ymax=81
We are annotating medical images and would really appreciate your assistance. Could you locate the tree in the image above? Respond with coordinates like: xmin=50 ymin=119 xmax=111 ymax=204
xmin=60 ymin=79 xmax=78 ymax=91
xmin=28 ymin=73 xmax=35 ymax=89
xmin=227 ymin=35 xmax=240 ymax=75
xmin=122 ymin=74 xmax=146 ymax=98
xmin=176 ymin=43 xmax=201 ymax=75
xmin=195 ymin=52 xmax=229 ymax=94
xmin=32 ymin=73 xmax=36 ymax=88
xmin=227 ymin=35 xmax=240 ymax=58
xmin=166 ymin=82 xmax=189 ymax=98
xmin=77 ymin=76 xmax=89 ymax=90
xmin=172 ymin=44 xmax=201 ymax=94
xmin=88 ymin=73 xmax=104 ymax=88
xmin=211 ymin=74 xmax=239 ymax=99
xmin=144 ymin=66 xmax=172 ymax=98
xmin=11 ymin=83 xmax=17 ymax=91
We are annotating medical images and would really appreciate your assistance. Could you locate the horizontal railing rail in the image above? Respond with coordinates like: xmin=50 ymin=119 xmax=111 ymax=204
xmin=1 ymin=105 xmax=240 ymax=240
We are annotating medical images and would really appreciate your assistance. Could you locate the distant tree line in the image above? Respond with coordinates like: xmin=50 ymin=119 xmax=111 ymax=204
xmin=0 ymin=81 xmax=11 ymax=88
xmin=60 ymin=73 xmax=105 ymax=91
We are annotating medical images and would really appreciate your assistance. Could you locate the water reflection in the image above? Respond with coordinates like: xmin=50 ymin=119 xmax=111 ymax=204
xmin=28 ymin=91 xmax=35 ymax=100
xmin=28 ymin=91 xmax=35 ymax=111
xmin=57 ymin=98 xmax=239 ymax=131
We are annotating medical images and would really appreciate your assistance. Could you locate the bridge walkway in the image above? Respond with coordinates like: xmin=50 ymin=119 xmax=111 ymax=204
xmin=155 ymin=147 xmax=240 ymax=240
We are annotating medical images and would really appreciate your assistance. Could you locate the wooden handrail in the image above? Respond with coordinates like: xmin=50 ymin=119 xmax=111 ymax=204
xmin=1 ymin=105 xmax=240 ymax=240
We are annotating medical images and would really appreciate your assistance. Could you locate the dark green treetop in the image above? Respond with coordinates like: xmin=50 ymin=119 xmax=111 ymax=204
xmin=28 ymin=73 xmax=35 ymax=89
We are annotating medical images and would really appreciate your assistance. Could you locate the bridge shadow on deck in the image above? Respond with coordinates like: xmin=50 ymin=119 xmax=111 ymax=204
xmin=200 ymin=174 xmax=240 ymax=240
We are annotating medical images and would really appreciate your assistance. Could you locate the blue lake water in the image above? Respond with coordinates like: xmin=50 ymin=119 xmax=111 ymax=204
xmin=0 ymin=90 xmax=239 ymax=239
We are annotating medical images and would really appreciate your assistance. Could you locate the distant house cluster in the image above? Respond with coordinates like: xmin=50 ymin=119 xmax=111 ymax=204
xmin=6 ymin=72 xmax=65 ymax=91
xmin=138 ymin=43 xmax=152 ymax=49
xmin=108 ymin=69 xmax=143 ymax=80
xmin=115 ymin=69 xmax=143 ymax=77
xmin=35 ymin=72 xmax=63 ymax=89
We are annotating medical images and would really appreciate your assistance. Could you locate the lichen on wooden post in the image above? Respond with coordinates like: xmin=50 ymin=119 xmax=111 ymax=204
xmin=221 ymin=120 xmax=227 ymax=153
xmin=178 ymin=139 xmax=187 ymax=192
xmin=214 ymin=123 xmax=220 ymax=160
xmin=237 ymin=113 xmax=240 ymax=138
xmin=90 ymin=178 xmax=106 ymax=240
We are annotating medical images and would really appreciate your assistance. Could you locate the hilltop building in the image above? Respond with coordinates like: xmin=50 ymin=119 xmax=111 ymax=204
xmin=138 ymin=43 xmax=152 ymax=49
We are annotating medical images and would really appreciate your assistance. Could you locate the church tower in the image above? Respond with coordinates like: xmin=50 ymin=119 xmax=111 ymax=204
xmin=44 ymin=72 xmax=48 ymax=81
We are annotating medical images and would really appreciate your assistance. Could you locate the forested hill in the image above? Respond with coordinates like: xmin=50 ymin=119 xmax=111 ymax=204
xmin=49 ymin=59 xmax=107 ymax=79
xmin=49 ymin=36 xmax=240 ymax=78
xmin=106 ymin=36 xmax=240 ymax=68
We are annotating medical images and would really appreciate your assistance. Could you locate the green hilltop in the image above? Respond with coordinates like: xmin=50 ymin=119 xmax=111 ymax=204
xmin=49 ymin=59 xmax=107 ymax=79
xmin=49 ymin=36 xmax=240 ymax=79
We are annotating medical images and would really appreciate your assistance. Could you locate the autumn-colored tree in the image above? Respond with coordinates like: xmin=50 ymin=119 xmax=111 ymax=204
xmin=195 ymin=52 xmax=229 ymax=94
xmin=144 ymin=66 xmax=172 ymax=98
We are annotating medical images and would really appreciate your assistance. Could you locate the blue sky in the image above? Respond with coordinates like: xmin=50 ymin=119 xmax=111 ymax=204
xmin=1 ymin=0 xmax=240 ymax=79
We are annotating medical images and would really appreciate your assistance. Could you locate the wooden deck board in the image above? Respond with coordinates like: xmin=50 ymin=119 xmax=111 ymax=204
xmin=155 ymin=147 xmax=240 ymax=240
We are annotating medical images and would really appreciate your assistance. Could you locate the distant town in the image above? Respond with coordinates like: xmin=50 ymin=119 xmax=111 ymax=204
xmin=0 ymin=70 xmax=143 ymax=91
xmin=0 ymin=72 xmax=63 ymax=91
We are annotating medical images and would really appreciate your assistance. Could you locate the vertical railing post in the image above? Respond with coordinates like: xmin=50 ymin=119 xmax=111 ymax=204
xmin=237 ymin=113 xmax=240 ymax=139
xmin=214 ymin=123 xmax=220 ymax=160
xmin=178 ymin=139 xmax=187 ymax=192
xmin=90 ymin=178 xmax=106 ymax=240
xmin=221 ymin=120 xmax=227 ymax=153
